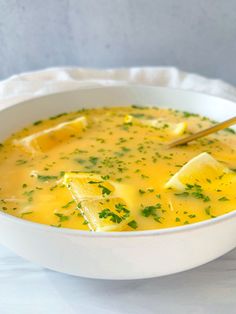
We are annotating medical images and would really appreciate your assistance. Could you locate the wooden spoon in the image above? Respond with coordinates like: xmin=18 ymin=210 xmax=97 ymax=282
xmin=168 ymin=116 xmax=236 ymax=148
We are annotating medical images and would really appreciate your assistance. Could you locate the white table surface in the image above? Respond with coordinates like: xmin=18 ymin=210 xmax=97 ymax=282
xmin=1 ymin=244 xmax=236 ymax=314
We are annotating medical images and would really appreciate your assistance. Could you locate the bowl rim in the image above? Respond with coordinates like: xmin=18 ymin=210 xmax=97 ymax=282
xmin=0 ymin=84 xmax=235 ymax=238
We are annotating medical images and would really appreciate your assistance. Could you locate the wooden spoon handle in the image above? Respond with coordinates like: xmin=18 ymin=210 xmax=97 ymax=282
xmin=168 ymin=116 xmax=236 ymax=148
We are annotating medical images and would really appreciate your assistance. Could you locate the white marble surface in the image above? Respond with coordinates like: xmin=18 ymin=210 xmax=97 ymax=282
xmin=1 ymin=244 xmax=236 ymax=314
xmin=0 ymin=67 xmax=236 ymax=314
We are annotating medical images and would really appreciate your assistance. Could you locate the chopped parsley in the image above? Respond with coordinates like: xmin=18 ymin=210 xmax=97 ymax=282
xmin=131 ymin=105 xmax=146 ymax=109
xmin=128 ymin=220 xmax=138 ymax=229
xmin=54 ymin=213 xmax=70 ymax=222
xmin=23 ymin=190 xmax=34 ymax=202
xmin=174 ymin=191 xmax=189 ymax=197
xmin=33 ymin=120 xmax=42 ymax=126
xmin=75 ymin=158 xmax=86 ymax=164
xmin=49 ymin=112 xmax=67 ymax=120
xmin=16 ymin=159 xmax=27 ymax=165
xmin=37 ymin=175 xmax=58 ymax=182
xmin=182 ymin=111 xmax=199 ymax=118
xmin=205 ymin=206 xmax=211 ymax=216
xmin=62 ymin=200 xmax=75 ymax=208
xmin=99 ymin=208 xmax=122 ymax=224
xmin=218 ymin=196 xmax=229 ymax=201
xmin=131 ymin=113 xmax=145 ymax=118
xmin=98 ymin=184 xmax=112 ymax=196
xmin=101 ymin=175 xmax=110 ymax=180
xmin=174 ymin=183 xmax=211 ymax=211
xmin=21 ymin=211 xmax=33 ymax=217
xmin=89 ymin=156 xmax=99 ymax=165
xmin=141 ymin=204 xmax=162 ymax=222
xmin=115 ymin=203 xmax=130 ymax=218
xmin=139 ymin=189 xmax=146 ymax=195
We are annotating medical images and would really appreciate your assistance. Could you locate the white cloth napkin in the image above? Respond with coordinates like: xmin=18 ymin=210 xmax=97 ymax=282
xmin=1 ymin=67 xmax=236 ymax=314
xmin=1 ymin=67 xmax=236 ymax=109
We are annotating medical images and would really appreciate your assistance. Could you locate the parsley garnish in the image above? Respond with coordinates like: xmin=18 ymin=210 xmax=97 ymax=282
xmin=139 ymin=189 xmax=146 ymax=195
xmin=205 ymin=206 xmax=211 ymax=215
xmin=89 ymin=156 xmax=99 ymax=165
xmin=21 ymin=211 xmax=33 ymax=217
xmin=49 ymin=112 xmax=67 ymax=120
xmin=98 ymin=184 xmax=112 ymax=196
xmin=141 ymin=203 xmax=162 ymax=222
xmin=128 ymin=220 xmax=138 ymax=229
xmin=62 ymin=200 xmax=75 ymax=208
xmin=131 ymin=113 xmax=145 ymax=118
xmin=75 ymin=158 xmax=86 ymax=164
xmin=174 ymin=184 xmax=211 ymax=204
xmin=37 ymin=175 xmax=58 ymax=182
xmin=218 ymin=196 xmax=229 ymax=201
xmin=51 ymin=224 xmax=62 ymax=228
xmin=115 ymin=203 xmax=130 ymax=218
xmin=23 ymin=190 xmax=34 ymax=202
xmin=204 ymin=206 xmax=216 ymax=218
xmin=98 ymin=208 xmax=122 ymax=223
xmin=174 ymin=192 xmax=189 ymax=197
xmin=182 ymin=111 xmax=198 ymax=118
xmin=16 ymin=159 xmax=27 ymax=165
xmin=33 ymin=120 xmax=42 ymax=126
xmin=131 ymin=105 xmax=146 ymax=109
xmin=101 ymin=175 xmax=110 ymax=180
xmin=54 ymin=213 xmax=70 ymax=222
xmin=191 ymin=191 xmax=210 ymax=202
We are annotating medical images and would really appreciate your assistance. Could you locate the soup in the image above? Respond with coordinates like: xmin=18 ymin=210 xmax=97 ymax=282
xmin=0 ymin=106 xmax=235 ymax=231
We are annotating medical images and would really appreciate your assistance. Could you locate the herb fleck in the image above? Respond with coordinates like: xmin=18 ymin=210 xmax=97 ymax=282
xmin=128 ymin=220 xmax=138 ymax=229
xmin=54 ymin=213 xmax=70 ymax=222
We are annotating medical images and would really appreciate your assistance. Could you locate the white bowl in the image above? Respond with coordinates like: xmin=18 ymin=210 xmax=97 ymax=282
xmin=0 ymin=85 xmax=235 ymax=280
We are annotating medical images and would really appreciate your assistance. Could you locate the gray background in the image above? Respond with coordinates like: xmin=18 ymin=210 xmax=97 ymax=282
xmin=0 ymin=0 xmax=236 ymax=84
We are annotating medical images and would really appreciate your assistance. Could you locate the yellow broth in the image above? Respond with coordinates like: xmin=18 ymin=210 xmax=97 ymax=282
xmin=0 ymin=106 xmax=235 ymax=231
